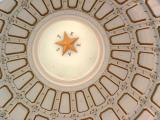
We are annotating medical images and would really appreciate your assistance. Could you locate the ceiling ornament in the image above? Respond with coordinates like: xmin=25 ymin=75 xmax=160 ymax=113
xmin=0 ymin=0 xmax=160 ymax=120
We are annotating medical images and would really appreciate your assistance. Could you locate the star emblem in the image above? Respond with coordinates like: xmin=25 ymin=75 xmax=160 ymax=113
xmin=55 ymin=32 xmax=79 ymax=56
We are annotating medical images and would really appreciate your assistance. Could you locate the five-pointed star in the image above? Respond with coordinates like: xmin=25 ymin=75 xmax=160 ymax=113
xmin=55 ymin=32 xmax=79 ymax=55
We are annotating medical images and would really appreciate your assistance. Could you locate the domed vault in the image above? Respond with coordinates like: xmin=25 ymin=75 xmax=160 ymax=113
xmin=0 ymin=0 xmax=160 ymax=120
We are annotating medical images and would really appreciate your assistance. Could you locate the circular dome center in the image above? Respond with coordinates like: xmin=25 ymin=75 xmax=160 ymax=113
xmin=28 ymin=10 xmax=110 ymax=91
xmin=37 ymin=19 xmax=100 ymax=81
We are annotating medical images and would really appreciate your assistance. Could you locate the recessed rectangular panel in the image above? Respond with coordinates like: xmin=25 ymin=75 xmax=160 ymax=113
xmin=82 ymin=0 xmax=96 ymax=12
xmin=136 ymin=109 xmax=154 ymax=120
xmin=127 ymin=5 xmax=147 ymax=22
xmin=26 ymin=82 xmax=43 ymax=102
xmin=0 ymin=0 xmax=17 ymax=13
xmin=7 ymin=59 xmax=27 ymax=73
xmin=17 ymin=9 xmax=37 ymax=25
xmin=132 ymin=74 xmax=150 ymax=94
xmin=118 ymin=94 xmax=138 ymax=114
xmin=151 ymin=84 xmax=160 ymax=108
xmin=0 ymin=86 xmax=12 ymax=107
xmin=111 ymin=50 xmax=131 ymax=62
xmin=138 ymin=52 xmax=155 ymax=70
xmin=100 ymin=76 xmax=118 ymax=95
xmin=89 ymin=86 xmax=105 ymax=106
xmin=14 ymin=71 xmax=33 ymax=89
xmin=41 ymin=89 xmax=56 ymax=111
xmin=110 ymin=33 xmax=131 ymax=45
xmin=68 ymin=0 xmax=78 ymax=8
xmin=136 ymin=28 xmax=155 ymax=45
xmin=5 ymin=43 xmax=25 ymax=55
xmin=59 ymin=93 xmax=70 ymax=114
xmin=105 ymin=16 xmax=125 ymax=31
xmin=100 ymin=108 xmax=120 ymax=120
xmin=31 ymin=0 xmax=48 ymax=15
xmin=8 ymin=25 xmax=29 ymax=38
xmin=34 ymin=115 xmax=49 ymax=120
xmin=108 ymin=64 xmax=128 ymax=80
xmin=95 ymin=2 xmax=113 ymax=19
xmin=76 ymin=91 xmax=88 ymax=112
xmin=147 ymin=0 xmax=160 ymax=17
xmin=51 ymin=0 xmax=62 ymax=9
xmin=9 ymin=103 xmax=29 ymax=120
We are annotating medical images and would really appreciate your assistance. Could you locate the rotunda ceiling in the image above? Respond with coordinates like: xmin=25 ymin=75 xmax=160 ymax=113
xmin=0 ymin=0 xmax=160 ymax=120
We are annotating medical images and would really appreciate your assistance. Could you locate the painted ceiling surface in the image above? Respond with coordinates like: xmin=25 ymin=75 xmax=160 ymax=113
xmin=0 ymin=0 xmax=160 ymax=120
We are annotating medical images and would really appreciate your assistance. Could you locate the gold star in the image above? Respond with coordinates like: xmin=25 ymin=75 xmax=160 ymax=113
xmin=55 ymin=32 xmax=79 ymax=55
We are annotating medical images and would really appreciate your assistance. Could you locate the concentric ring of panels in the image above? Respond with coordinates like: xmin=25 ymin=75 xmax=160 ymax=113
xmin=0 ymin=0 xmax=160 ymax=120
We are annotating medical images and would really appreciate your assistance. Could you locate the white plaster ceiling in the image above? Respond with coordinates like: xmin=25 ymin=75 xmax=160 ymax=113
xmin=0 ymin=0 xmax=160 ymax=120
